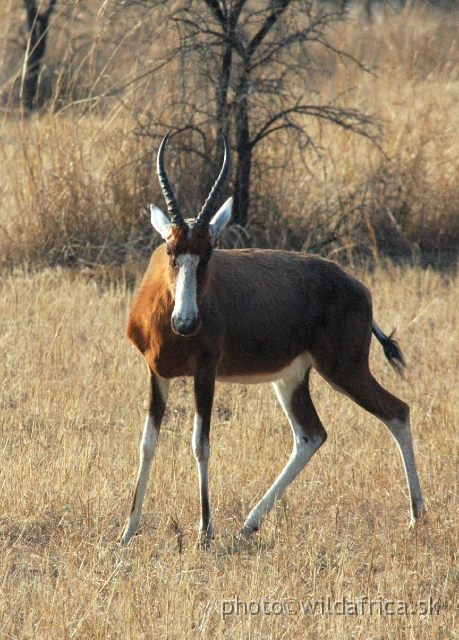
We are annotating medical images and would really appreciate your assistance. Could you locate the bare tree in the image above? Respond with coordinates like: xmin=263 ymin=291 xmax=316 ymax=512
xmin=22 ymin=0 xmax=56 ymax=110
xmin=138 ymin=0 xmax=378 ymax=226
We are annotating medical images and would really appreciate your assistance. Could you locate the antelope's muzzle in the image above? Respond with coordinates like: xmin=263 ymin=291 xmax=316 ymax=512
xmin=171 ymin=314 xmax=202 ymax=337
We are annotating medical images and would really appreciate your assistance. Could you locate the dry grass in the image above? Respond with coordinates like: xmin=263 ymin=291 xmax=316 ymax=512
xmin=0 ymin=265 xmax=458 ymax=638
xmin=0 ymin=4 xmax=459 ymax=637
xmin=2 ymin=5 xmax=459 ymax=266
xmin=254 ymin=6 xmax=459 ymax=261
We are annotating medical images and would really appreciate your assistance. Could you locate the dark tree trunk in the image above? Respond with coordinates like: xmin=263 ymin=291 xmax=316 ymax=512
xmin=22 ymin=0 xmax=56 ymax=110
xmin=214 ymin=41 xmax=233 ymax=189
xmin=233 ymin=69 xmax=251 ymax=226
xmin=162 ymin=0 xmax=377 ymax=229
xmin=216 ymin=44 xmax=232 ymax=143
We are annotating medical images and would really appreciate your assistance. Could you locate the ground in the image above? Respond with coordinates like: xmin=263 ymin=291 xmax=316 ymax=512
xmin=0 ymin=266 xmax=457 ymax=638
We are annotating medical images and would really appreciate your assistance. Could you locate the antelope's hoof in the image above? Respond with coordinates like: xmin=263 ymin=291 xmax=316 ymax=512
xmin=409 ymin=505 xmax=428 ymax=529
xmin=196 ymin=539 xmax=212 ymax=552
xmin=242 ymin=522 xmax=259 ymax=536
xmin=119 ymin=519 xmax=138 ymax=546
xmin=196 ymin=528 xmax=214 ymax=552
xmin=120 ymin=531 xmax=131 ymax=546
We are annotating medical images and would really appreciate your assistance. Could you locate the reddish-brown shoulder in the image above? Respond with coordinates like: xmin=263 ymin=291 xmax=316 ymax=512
xmin=126 ymin=245 xmax=172 ymax=355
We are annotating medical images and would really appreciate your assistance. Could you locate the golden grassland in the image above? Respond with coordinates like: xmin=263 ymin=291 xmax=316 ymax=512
xmin=0 ymin=265 xmax=458 ymax=638
xmin=1 ymin=3 xmax=459 ymax=638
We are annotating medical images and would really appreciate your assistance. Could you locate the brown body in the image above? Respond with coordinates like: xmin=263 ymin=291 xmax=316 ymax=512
xmin=128 ymin=246 xmax=373 ymax=384
xmin=120 ymin=133 xmax=426 ymax=548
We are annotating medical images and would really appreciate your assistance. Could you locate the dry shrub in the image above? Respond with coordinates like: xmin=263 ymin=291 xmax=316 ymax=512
xmin=245 ymin=5 xmax=459 ymax=265
xmin=1 ymin=4 xmax=459 ymax=268
xmin=0 ymin=112 xmax=156 ymax=268
xmin=0 ymin=0 xmax=164 ymax=111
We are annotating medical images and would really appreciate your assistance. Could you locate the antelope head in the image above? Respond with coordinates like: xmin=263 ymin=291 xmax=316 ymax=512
xmin=150 ymin=133 xmax=232 ymax=337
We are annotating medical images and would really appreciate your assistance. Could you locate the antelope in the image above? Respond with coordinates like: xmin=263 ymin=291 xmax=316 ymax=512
xmin=121 ymin=133 xmax=426 ymax=548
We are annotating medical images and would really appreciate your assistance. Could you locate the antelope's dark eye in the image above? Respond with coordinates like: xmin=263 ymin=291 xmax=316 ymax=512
xmin=165 ymin=245 xmax=178 ymax=268
xmin=166 ymin=245 xmax=175 ymax=258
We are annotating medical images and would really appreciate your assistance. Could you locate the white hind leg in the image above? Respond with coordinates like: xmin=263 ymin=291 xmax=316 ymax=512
xmin=383 ymin=417 xmax=426 ymax=525
xmin=243 ymin=366 xmax=327 ymax=535
xmin=316 ymin=358 xmax=426 ymax=526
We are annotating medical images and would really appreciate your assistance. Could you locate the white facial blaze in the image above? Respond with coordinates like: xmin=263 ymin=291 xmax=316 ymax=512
xmin=173 ymin=253 xmax=200 ymax=326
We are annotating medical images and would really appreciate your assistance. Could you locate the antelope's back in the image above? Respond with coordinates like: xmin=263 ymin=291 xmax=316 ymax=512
xmin=206 ymin=249 xmax=373 ymax=376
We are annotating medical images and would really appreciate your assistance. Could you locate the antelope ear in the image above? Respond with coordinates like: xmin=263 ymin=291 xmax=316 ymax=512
xmin=150 ymin=204 xmax=171 ymax=240
xmin=209 ymin=198 xmax=232 ymax=238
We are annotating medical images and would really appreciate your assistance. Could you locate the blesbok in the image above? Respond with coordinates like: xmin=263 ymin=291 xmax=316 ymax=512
xmin=121 ymin=133 xmax=426 ymax=548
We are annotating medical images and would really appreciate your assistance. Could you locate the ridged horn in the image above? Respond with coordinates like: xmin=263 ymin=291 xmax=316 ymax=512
xmin=156 ymin=132 xmax=184 ymax=226
xmin=196 ymin=134 xmax=230 ymax=226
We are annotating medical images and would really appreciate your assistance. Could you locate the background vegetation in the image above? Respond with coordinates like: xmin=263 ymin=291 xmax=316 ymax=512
xmin=1 ymin=1 xmax=459 ymax=269
xmin=1 ymin=1 xmax=459 ymax=638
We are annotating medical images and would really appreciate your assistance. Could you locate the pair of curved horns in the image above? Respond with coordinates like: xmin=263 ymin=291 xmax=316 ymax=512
xmin=156 ymin=132 xmax=230 ymax=227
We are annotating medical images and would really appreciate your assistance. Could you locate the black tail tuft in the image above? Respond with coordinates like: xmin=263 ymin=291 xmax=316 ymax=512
xmin=372 ymin=320 xmax=406 ymax=377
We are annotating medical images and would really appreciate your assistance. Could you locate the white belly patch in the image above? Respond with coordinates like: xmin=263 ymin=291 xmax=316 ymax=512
xmin=216 ymin=352 xmax=313 ymax=385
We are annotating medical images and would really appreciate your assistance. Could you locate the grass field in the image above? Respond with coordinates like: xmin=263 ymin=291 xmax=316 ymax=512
xmin=1 ymin=2 xmax=459 ymax=638
xmin=0 ymin=265 xmax=458 ymax=638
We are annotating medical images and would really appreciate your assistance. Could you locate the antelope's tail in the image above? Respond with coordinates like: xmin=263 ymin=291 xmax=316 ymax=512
xmin=372 ymin=320 xmax=406 ymax=376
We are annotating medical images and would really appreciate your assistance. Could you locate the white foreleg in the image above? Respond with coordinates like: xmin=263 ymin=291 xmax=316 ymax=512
xmin=192 ymin=415 xmax=213 ymax=547
xmin=121 ymin=376 xmax=169 ymax=545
